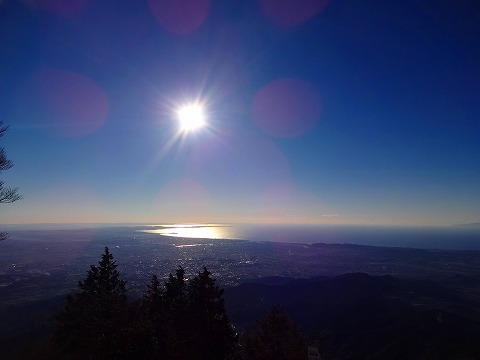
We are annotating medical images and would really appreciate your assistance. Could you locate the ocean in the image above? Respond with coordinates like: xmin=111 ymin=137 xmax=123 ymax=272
xmin=3 ymin=223 xmax=480 ymax=250
xmin=139 ymin=223 xmax=480 ymax=250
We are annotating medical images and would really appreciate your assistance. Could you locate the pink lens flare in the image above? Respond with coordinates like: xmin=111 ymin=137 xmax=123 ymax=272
xmin=29 ymin=0 xmax=89 ymax=17
xmin=25 ymin=69 xmax=110 ymax=137
xmin=252 ymin=78 xmax=322 ymax=138
xmin=148 ymin=0 xmax=211 ymax=35
xmin=260 ymin=0 xmax=330 ymax=27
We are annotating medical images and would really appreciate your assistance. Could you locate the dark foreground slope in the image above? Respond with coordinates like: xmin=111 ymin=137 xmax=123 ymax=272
xmin=225 ymin=273 xmax=480 ymax=360
xmin=2 ymin=272 xmax=480 ymax=359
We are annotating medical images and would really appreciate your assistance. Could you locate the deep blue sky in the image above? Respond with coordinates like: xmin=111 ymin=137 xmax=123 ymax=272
xmin=1 ymin=0 xmax=479 ymax=226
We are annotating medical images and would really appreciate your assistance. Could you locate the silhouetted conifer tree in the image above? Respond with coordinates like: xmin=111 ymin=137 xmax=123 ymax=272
xmin=142 ymin=274 xmax=166 ymax=358
xmin=239 ymin=306 xmax=306 ymax=360
xmin=164 ymin=266 xmax=188 ymax=306
xmin=145 ymin=275 xmax=163 ymax=307
xmin=162 ymin=266 xmax=191 ymax=359
xmin=54 ymin=247 xmax=142 ymax=359
xmin=188 ymin=267 xmax=238 ymax=360
xmin=144 ymin=267 xmax=237 ymax=360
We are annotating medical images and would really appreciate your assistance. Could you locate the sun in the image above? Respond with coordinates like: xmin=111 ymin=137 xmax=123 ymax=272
xmin=176 ymin=103 xmax=206 ymax=132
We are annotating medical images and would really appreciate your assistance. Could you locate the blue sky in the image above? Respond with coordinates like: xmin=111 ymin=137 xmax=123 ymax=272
xmin=1 ymin=0 xmax=479 ymax=226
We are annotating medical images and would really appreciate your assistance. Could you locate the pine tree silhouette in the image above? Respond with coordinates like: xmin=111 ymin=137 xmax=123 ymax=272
xmin=188 ymin=267 xmax=238 ymax=360
xmin=162 ymin=266 xmax=191 ymax=359
xmin=142 ymin=274 xmax=166 ymax=358
xmin=241 ymin=306 xmax=306 ymax=360
xmin=54 ymin=251 xmax=238 ymax=359
xmin=143 ymin=267 xmax=237 ymax=360
xmin=54 ymin=247 xmax=137 ymax=359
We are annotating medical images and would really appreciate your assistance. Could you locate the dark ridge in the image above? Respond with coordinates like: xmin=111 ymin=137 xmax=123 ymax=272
xmin=225 ymin=272 xmax=480 ymax=359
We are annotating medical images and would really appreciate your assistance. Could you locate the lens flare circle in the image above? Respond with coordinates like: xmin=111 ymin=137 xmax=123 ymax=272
xmin=260 ymin=0 xmax=330 ymax=27
xmin=148 ymin=0 xmax=211 ymax=35
xmin=252 ymin=78 xmax=321 ymax=138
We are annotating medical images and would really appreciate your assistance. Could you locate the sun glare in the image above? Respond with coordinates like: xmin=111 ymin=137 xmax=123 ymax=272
xmin=141 ymin=224 xmax=225 ymax=239
xmin=177 ymin=103 xmax=206 ymax=132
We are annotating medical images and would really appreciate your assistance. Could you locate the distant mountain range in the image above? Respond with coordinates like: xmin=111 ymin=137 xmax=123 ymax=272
xmin=453 ymin=222 xmax=480 ymax=228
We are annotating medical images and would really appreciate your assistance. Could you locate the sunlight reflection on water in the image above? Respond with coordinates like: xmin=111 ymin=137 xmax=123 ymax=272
xmin=141 ymin=224 xmax=241 ymax=240
xmin=138 ymin=224 xmax=480 ymax=250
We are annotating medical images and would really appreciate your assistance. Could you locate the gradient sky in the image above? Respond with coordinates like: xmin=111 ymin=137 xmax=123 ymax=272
xmin=1 ymin=0 xmax=479 ymax=226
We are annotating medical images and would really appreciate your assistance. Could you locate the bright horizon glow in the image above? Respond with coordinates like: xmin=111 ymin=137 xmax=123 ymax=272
xmin=176 ymin=103 xmax=206 ymax=132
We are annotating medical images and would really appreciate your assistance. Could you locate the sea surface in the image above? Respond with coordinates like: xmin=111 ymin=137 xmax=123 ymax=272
xmin=140 ymin=223 xmax=480 ymax=250
xmin=3 ymin=223 xmax=480 ymax=250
